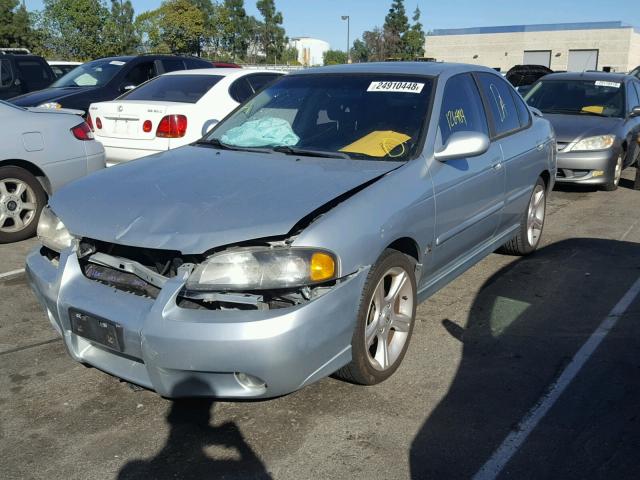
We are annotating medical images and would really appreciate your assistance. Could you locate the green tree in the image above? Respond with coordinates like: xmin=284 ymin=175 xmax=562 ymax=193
xmin=222 ymin=0 xmax=250 ymax=61
xmin=323 ymin=49 xmax=347 ymax=66
xmin=383 ymin=0 xmax=409 ymax=59
xmin=0 ymin=1 xmax=35 ymax=49
xmin=281 ymin=45 xmax=299 ymax=65
xmin=256 ymin=0 xmax=285 ymax=63
xmin=404 ymin=6 xmax=425 ymax=59
xmin=362 ymin=27 xmax=385 ymax=61
xmin=351 ymin=38 xmax=370 ymax=63
xmin=38 ymin=0 xmax=109 ymax=60
xmin=103 ymin=0 xmax=138 ymax=56
xmin=136 ymin=0 xmax=205 ymax=55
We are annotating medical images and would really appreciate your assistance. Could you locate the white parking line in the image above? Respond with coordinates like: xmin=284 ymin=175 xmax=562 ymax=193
xmin=473 ymin=275 xmax=640 ymax=480
xmin=0 ymin=268 xmax=25 ymax=280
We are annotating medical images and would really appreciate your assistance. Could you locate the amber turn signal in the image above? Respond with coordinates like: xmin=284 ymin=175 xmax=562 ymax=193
xmin=310 ymin=252 xmax=336 ymax=282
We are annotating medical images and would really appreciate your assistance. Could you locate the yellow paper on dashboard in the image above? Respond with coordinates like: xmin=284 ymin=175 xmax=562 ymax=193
xmin=582 ymin=105 xmax=605 ymax=114
xmin=340 ymin=131 xmax=411 ymax=157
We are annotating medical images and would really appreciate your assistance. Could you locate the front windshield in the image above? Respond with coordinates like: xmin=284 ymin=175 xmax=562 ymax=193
xmin=204 ymin=74 xmax=434 ymax=160
xmin=525 ymin=79 xmax=625 ymax=118
xmin=51 ymin=59 xmax=127 ymax=88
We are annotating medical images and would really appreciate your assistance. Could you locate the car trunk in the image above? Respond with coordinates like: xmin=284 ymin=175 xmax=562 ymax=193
xmin=92 ymin=101 xmax=193 ymax=141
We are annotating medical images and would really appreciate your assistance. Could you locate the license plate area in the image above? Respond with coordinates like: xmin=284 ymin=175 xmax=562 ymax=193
xmin=69 ymin=308 xmax=124 ymax=352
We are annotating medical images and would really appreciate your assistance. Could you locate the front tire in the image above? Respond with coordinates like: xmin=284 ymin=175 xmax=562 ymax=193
xmin=335 ymin=249 xmax=417 ymax=385
xmin=601 ymin=154 xmax=623 ymax=191
xmin=0 ymin=166 xmax=47 ymax=244
xmin=500 ymin=176 xmax=546 ymax=256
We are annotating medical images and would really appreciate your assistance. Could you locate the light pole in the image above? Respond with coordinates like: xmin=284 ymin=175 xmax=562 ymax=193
xmin=341 ymin=15 xmax=351 ymax=64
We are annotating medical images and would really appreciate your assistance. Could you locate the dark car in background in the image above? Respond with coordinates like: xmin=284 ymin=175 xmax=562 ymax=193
xmin=506 ymin=64 xmax=553 ymax=96
xmin=0 ymin=50 xmax=56 ymax=100
xmin=525 ymin=72 xmax=640 ymax=190
xmin=9 ymin=54 xmax=212 ymax=114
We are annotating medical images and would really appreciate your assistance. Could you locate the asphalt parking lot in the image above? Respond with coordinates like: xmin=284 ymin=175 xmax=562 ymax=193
xmin=1 ymin=171 xmax=639 ymax=480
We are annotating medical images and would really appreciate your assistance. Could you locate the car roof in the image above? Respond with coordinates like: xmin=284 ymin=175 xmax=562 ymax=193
xmin=540 ymin=71 xmax=631 ymax=83
xmin=164 ymin=68 xmax=286 ymax=78
xmin=288 ymin=61 xmax=499 ymax=77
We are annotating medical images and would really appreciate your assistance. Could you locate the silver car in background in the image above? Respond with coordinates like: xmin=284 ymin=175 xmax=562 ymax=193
xmin=0 ymin=101 xmax=104 ymax=243
xmin=26 ymin=63 xmax=555 ymax=398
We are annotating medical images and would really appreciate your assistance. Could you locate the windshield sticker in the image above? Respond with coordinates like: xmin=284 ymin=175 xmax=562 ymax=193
xmin=446 ymin=108 xmax=467 ymax=130
xmin=109 ymin=60 xmax=126 ymax=66
xmin=594 ymin=80 xmax=620 ymax=88
xmin=367 ymin=81 xmax=424 ymax=94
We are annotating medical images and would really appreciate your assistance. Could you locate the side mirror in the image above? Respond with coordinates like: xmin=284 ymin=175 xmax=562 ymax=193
xmin=630 ymin=106 xmax=640 ymax=118
xmin=120 ymin=84 xmax=136 ymax=93
xmin=434 ymin=131 xmax=490 ymax=162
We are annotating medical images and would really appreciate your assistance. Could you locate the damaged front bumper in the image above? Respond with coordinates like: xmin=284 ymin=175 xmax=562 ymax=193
xmin=25 ymin=246 xmax=368 ymax=399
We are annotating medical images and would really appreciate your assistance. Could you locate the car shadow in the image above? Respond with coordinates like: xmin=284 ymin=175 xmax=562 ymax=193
xmin=409 ymin=238 xmax=640 ymax=479
xmin=117 ymin=378 xmax=271 ymax=480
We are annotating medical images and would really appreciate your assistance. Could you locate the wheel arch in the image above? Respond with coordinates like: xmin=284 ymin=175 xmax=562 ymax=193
xmin=385 ymin=236 xmax=421 ymax=263
xmin=539 ymin=169 xmax=551 ymax=192
xmin=0 ymin=159 xmax=51 ymax=196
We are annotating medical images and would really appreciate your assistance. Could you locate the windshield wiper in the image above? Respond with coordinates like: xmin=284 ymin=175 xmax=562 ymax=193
xmin=194 ymin=138 xmax=272 ymax=153
xmin=270 ymin=145 xmax=350 ymax=159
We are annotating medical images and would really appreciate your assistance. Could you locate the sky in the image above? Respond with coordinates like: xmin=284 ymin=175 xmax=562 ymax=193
xmin=25 ymin=0 xmax=640 ymax=51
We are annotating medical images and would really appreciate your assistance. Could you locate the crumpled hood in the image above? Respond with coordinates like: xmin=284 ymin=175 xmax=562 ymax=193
xmin=543 ymin=113 xmax=623 ymax=143
xmin=50 ymin=146 xmax=400 ymax=254
xmin=10 ymin=86 xmax=97 ymax=107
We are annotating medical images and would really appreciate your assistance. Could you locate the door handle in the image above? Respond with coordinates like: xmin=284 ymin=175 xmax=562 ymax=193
xmin=537 ymin=143 xmax=545 ymax=151
xmin=493 ymin=162 xmax=503 ymax=171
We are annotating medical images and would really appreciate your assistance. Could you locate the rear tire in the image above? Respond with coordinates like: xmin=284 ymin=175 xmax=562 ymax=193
xmin=335 ymin=249 xmax=417 ymax=385
xmin=0 ymin=166 xmax=47 ymax=244
xmin=601 ymin=154 xmax=623 ymax=191
xmin=500 ymin=176 xmax=546 ymax=256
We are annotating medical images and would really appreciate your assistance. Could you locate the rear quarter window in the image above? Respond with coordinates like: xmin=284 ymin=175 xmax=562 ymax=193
xmin=121 ymin=74 xmax=224 ymax=103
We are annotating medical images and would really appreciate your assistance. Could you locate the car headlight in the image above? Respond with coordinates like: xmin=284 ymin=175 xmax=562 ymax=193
xmin=186 ymin=247 xmax=338 ymax=291
xmin=570 ymin=134 xmax=615 ymax=151
xmin=37 ymin=206 xmax=74 ymax=252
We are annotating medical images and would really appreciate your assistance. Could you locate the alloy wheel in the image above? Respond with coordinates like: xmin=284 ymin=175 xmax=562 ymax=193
xmin=0 ymin=178 xmax=38 ymax=233
xmin=364 ymin=266 xmax=415 ymax=371
xmin=526 ymin=183 xmax=545 ymax=246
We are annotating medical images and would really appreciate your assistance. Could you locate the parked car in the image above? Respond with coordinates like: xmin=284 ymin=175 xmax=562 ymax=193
xmin=0 ymin=50 xmax=56 ymax=100
xmin=506 ymin=64 xmax=553 ymax=96
xmin=26 ymin=63 xmax=555 ymax=398
xmin=89 ymin=68 xmax=284 ymax=165
xmin=525 ymin=71 xmax=640 ymax=190
xmin=48 ymin=61 xmax=82 ymax=79
xmin=9 ymin=55 xmax=212 ymax=114
xmin=0 ymin=100 xmax=104 ymax=243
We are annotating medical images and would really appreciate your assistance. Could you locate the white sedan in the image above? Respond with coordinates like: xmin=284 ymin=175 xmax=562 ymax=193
xmin=0 ymin=101 xmax=105 ymax=243
xmin=88 ymin=68 xmax=285 ymax=166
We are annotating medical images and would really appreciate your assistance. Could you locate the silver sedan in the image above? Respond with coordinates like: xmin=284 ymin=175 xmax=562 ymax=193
xmin=0 ymin=101 xmax=104 ymax=243
xmin=27 ymin=63 xmax=555 ymax=398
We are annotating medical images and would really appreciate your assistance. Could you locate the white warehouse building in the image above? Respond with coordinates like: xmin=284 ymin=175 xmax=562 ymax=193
xmin=289 ymin=37 xmax=330 ymax=66
xmin=424 ymin=21 xmax=640 ymax=73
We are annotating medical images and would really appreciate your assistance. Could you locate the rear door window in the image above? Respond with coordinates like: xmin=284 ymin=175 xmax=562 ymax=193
xmin=476 ymin=73 xmax=521 ymax=136
xmin=123 ymin=61 xmax=157 ymax=87
xmin=161 ymin=58 xmax=185 ymax=73
xmin=438 ymin=73 xmax=489 ymax=146
xmin=121 ymin=74 xmax=224 ymax=103
xmin=15 ymin=59 xmax=53 ymax=90
xmin=0 ymin=59 xmax=13 ymax=87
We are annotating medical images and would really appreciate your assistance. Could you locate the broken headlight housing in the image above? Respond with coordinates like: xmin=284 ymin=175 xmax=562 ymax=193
xmin=37 ymin=206 xmax=75 ymax=253
xmin=186 ymin=247 xmax=338 ymax=291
